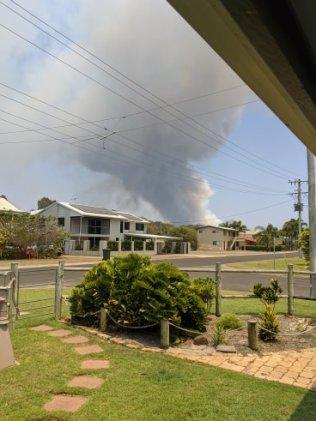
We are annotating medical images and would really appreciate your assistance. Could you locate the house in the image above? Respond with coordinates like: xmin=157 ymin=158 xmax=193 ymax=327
xmin=36 ymin=201 xmax=183 ymax=254
xmin=196 ymin=225 xmax=237 ymax=250
xmin=0 ymin=195 xmax=24 ymax=214
xmin=234 ymin=230 xmax=262 ymax=249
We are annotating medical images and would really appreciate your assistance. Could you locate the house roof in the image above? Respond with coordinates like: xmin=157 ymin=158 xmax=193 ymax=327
xmin=0 ymin=196 xmax=24 ymax=213
xmin=37 ymin=201 xmax=150 ymax=223
xmin=197 ymin=225 xmax=237 ymax=232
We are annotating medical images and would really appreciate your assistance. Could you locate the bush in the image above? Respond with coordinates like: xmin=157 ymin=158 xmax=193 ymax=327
xmin=253 ymin=278 xmax=282 ymax=303
xmin=121 ymin=240 xmax=131 ymax=251
xmin=134 ymin=240 xmax=144 ymax=251
xmin=298 ymin=229 xmax=309 ymax=261
xmin=190 ymin=277 xmax=215 ymax=314
xmin=259 ymin=303 xmax=280 ymax=341
xmin=107 ymin=241 xmax=118 ymax=251
xmin=69 ymin=254 xmax=207 ymax=331
xmin=212 ymin=324 xmax=225 ymax=346
xmin=146 ymin=241 xmax=154 ymax=251
xmin=217 ymin=313 xmax=242 ymax=330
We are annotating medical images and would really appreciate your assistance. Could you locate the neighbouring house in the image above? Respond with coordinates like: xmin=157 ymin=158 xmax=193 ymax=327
xmin=0 ymin=195 xmax=24 ymax=214
xmin=196 ymin=225 xmax=238 ymax=250
xmin=35 ymin=201 xmax=183 ymax=255
xmin=234 ymin=230 xmax=262 ymax=249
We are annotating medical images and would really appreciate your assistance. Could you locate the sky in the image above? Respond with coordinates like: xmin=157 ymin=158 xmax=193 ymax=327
xmin=0 ymin=0 xmax=309 ymax=229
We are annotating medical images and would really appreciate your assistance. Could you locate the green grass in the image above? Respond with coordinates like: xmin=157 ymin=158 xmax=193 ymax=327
xmin=1 ymin=321 xmax=315 ymax=420
xmin=226 ymin=257 xmax=308 ymax=271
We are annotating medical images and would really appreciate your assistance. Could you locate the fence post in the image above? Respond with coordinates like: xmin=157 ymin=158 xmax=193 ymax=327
xmin=247 ymin=320 xmax=258 ymax=350
xmin=287 ymin=264 xmax=294 ymax=316
xmin=100 ymin=307 xmax=107 ymax=332
xmin=54 ymin=261 xmax=64 ymax=320
xmin=215 ymin=262 xmax=222 ymax=317
xmin=10 ymin=262 xmax=19 ymax=322
xmin=160 ymin=318 xmax=169 ymax=349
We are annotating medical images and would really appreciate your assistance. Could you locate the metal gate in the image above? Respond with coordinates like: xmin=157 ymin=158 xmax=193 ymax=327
xmin=16 ymin=266 xmax=57 ymax=325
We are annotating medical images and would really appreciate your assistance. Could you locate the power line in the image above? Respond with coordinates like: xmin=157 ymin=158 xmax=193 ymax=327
xmin=3 ymin=0 xmax=298 ymax=178
xmin=0 ymin=107 xmax=287 ymax=196
xmin=0 ymin=14 xmax=297 ymax=180
xmin=0 ymin=86 xmax=287 ymax=194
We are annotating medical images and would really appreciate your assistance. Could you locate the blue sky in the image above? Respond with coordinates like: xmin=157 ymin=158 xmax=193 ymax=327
xmin=0 ymin=0 xmax=310 ymax=229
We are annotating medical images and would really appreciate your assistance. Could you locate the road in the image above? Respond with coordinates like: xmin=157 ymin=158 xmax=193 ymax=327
xmin=15 ymin=251 xmax=311 ymax=297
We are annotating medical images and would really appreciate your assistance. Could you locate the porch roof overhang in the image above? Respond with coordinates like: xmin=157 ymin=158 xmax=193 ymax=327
xmin=124 ymin=232 xmax=183 ymax=241
xmin=168 ymin=0 xmax=316 ymax=153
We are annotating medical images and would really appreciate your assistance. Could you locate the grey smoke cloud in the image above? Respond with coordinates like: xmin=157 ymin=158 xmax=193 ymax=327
xmin=0 ymin=0 xmax=249 ymax=222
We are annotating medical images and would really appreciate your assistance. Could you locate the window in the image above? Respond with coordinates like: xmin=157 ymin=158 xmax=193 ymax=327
xmin=198 ymin=229 xmax=203 ymax=234
xmin=58 ymin=217 xmax=65 ymax=227
xmin=213 ymin=241 xmax=220 ymax=246
xmin=88 ymin=219 xmax=101 ymax=234
xmin=212 ymin=230 xmax=217 ymax=233
xmin=120 ymin=221 xmax=123 ymax=233
xmin=124 ymin=221 xmax=130 ymax=230
xmin=136 ymin=223 xmax=144 ymax=231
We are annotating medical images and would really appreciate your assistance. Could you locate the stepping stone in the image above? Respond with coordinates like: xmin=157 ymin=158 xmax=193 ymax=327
xmin=74 ymin=344 xmax=103 ymax=355
xmin=48 ymin=329 xmax=72 ymax=338
xmin=68 ymin=375 xmax=104 ymax=389
xmin=30 ymin=325 xmax=54 ymax=332
xmin=62 ymin=335 xmax=89 ymax=344
xmin=216 ymin=345 xmax=237 ymax=353
xmin=81 ymin=359 xmax=110 ymax=369
xmin=44 ymin=394 xmax=87 ymax=413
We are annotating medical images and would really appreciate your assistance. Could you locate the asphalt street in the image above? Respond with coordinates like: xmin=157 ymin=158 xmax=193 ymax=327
xmin=15 ymin=251 xmax=311 ymax=297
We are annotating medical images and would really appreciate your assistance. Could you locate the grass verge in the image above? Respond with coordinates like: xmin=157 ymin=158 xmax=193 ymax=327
xmin=225 ymin=257 xmax=308 ymax=271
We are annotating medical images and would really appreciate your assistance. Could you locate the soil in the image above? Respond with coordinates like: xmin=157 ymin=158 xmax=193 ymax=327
xmin=103 ymin=315 xmax=316 ymax=357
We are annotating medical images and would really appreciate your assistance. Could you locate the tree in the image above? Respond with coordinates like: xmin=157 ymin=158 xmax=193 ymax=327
xmin=37 ymin=197 xmax=55 ymax=210
xmin=281 ymin=219 xmax=299 ymax=250
xmin=147 ymin=221 xmax=198 ymax=249
xmin=257 ymin=224 xmax=279 ymax=250
xmin=0 ymin=213 xmax=67 ymax=258
xmin=220 ymin=220 xmax=247 ymax=233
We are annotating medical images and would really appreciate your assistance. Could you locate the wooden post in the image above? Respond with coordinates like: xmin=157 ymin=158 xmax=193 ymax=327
xmin=287 ymin=264 xmax=294 ymax=315
xmin=54 ymin=261 xmax=64 ymax=320
xmin=215 ymin=262 xmax=222 ymax=317
xmin=160 ymin=318 xmax=169 ymax=349
xmin=248 ymin=320 xmax=258 ymax=350
xmin=100 ymin=307 xmax=107 ymax=332
xmin=10 ymin=262 xmax=18 ymax=322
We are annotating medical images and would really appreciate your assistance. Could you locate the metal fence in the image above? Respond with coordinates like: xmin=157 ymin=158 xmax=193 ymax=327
xmin=1 ymin=259 xmax=315 ymax=329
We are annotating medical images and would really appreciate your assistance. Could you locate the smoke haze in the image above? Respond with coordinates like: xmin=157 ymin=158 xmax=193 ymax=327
xmin=0 ymin=0 xmax=249 ymax=223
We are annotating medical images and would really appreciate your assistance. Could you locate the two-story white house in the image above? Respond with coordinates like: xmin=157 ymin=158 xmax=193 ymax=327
xmin=36 ymin=201 xmax=151 ymax=250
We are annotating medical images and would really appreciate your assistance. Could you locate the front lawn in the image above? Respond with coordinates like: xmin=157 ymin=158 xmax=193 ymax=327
xmin=1 ymin=322 xmax=315 ymax=420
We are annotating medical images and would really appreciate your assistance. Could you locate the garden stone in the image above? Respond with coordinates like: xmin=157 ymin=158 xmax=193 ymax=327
xmin=193 ymin=335 xmax=210 ymax=346
xmin=68 ymin=375 xmax=104 ymax=389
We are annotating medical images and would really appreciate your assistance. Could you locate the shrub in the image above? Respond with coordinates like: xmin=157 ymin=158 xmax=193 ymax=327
xmin=253 ymin=278 xmax=282 ymax=303
xmin=146 ymin=240 xmax=154 ymax=251
xmin=191 ymin=277 xmax=215 ymax=314
xmin=258 ymin=303 xmax=280 ymax=341
xmin=134 ymin=240 xmax=144 ymax=251
xmin=212 ymin=324 xmax=225 ymax=346
xmin=107 ymin=241 xmax=118 ymax=251
xmin=69 ymin=254 xmax=207 ymax=331
xmin=121 ymin=240 xmax=132 ymax=251
xmin=217 ymin=313 xmax=242 ymax=330
xmin=298 ymin=229 xmax=309 ymax=261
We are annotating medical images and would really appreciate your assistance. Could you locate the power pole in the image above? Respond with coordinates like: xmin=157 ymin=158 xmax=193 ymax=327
xmin=289 ymin=178 xmax=307 ymax=255
xmin=307 ymin=150 xmax=316 ymax=298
